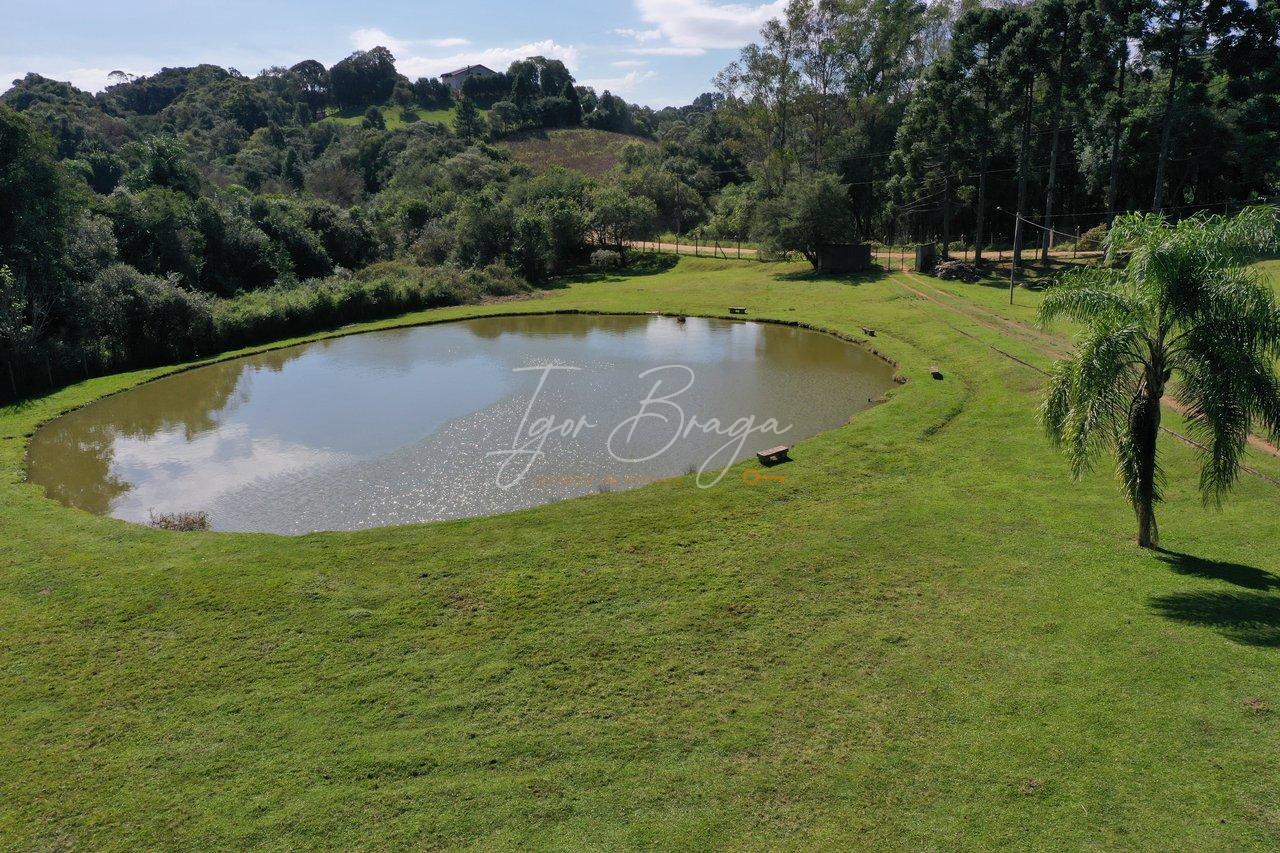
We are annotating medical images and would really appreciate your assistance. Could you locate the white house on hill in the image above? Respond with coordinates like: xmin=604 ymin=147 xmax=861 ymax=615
xmin=440 ymin=64 xmax=497 ymax=92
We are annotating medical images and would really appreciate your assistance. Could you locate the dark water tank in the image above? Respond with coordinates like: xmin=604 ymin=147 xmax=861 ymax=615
xmin=818 ymin=244 xmax=872 ymax=273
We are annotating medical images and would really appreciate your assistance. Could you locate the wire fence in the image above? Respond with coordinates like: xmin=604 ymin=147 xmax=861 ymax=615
xmin=625 ymin=236 xmax=1105 ymax=272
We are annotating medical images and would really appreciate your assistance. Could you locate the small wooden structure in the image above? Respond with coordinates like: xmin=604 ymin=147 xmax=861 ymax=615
xmin=861 ymin=326 xmax=876 ymax=337
xmin=930 ymin=365 xmax=944 ymax=380
xmin=757 ymin=445 xmax=791 ymax=466
xmin=729 ymin=306 xmax=748 ymax=315
xmin=915 ymin=243 xmax=938 ymax=273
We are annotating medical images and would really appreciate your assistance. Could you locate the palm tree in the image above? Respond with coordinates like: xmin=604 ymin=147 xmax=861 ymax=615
xmin=1039 ymin=208 xmax=1280 ymax=548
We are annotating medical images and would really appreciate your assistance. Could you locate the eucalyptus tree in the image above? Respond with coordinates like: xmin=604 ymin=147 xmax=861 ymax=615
xmin=996 ymin=4 xmax=1042 ymax=273
xmin=792 ymin=0 xmax=847 ymax=168
xmin=1088 ymin=0 xmax=1152 ymax=224
xmin=1039 ymin=208 xmax=1280 ymax=548
xmin=1144 ymin=0 xmax=1215 ymax=212
xmin=715 ymin=9 xmax=801 ymax=184
xmin=1035 ymin=0 xmax=1091 ymax=262
xmin=951 ymin=6 xmax=1015 ymax=264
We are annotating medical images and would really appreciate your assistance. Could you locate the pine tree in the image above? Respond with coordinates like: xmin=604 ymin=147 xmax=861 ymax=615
xmin=455 ymin=97 xmax=483 ymax=144
xmin=282 ymin=148 xmax=303 ymax=189
xmin=562 ymin=81 xmax=583 ymax=125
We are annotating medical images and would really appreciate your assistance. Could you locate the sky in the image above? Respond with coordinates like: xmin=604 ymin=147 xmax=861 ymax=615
xmin=3 ymin=0 xmax=788 ymax=107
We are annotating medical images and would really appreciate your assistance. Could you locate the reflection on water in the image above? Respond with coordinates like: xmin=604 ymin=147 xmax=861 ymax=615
xmin=26 ymin=315 xmax=895 ymax=533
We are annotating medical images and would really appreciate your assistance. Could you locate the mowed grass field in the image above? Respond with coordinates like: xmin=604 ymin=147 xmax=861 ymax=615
xmin=3 ymin=258 xmax=1280 ymax=848
xmin=323 ymin=104 xmax=472 ymax=130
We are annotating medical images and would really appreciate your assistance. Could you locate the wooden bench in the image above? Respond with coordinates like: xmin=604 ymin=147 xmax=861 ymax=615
xmin=756 ymin=445 xmax=791 ymax=466
xmin=729 ymin=306 xmax=748 ymax=315
xmin=861 ymin=326 xmax=876 ymax=337
xmin=930 ymin=365 xmax=944 ymax=380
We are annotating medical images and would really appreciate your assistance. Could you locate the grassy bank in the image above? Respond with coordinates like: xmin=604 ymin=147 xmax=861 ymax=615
xmin=3 ymin=258 xmax=1280 ymax=848
xmin=503 ymin=128 xmax=649 ymax=177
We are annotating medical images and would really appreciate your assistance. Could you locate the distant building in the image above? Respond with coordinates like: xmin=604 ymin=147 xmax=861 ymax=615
xmin=440 ymin=64 xmax=497 ymax=92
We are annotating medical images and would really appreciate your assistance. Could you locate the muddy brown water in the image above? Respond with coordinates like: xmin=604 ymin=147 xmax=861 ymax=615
xmin=25 ymin=314 xmax=896 ymax=533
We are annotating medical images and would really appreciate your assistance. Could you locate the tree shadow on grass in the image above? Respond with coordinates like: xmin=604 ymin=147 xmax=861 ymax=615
xmin=772 ymin=267 xmax=891 ymax=285
xmin=1156 ymin=549 xmax=1280 ymax=590
xmin=1149 ymin=591 xmax=1280 ymax=647
xmin=1150 ymin=551 xmax=1280 ymax=647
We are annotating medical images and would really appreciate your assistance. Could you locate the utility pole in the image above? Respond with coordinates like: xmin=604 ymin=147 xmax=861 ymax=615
xmin=1013 ymin=78 xmax=1033 ymax=273
xmin=941 ymin=172 xmax=951 ymax=259
xmin=1105 ymin=40 xmax=1129 ymax=226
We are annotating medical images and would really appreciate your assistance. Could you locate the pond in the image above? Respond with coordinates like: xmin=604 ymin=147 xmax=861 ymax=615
xmin=26 ymin=314 xmax=896 ymax=534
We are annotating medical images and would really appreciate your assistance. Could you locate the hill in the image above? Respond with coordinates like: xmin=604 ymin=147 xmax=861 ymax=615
xmin=503 ymin=128 xmax=653 ymax=177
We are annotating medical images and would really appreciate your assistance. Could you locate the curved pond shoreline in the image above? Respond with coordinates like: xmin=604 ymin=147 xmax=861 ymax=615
xmin=23 ymin=311 xmax=902 ymax=534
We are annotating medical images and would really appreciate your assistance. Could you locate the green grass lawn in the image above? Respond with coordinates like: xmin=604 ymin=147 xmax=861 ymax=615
xmin=4 ymin=258 xmax=1280 ymax=847
xmin=1256 ymin=257 xmax=1280 ymax=296
xmin=322 ymin=104 xmax=472 ymax=130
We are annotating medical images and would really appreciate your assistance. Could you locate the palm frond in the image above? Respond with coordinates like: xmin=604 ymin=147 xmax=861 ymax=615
xmin=1037 ymin=269 xmax=1138 ymax=329
xmin=1047 ymin=322 xmax=1146 ymax=479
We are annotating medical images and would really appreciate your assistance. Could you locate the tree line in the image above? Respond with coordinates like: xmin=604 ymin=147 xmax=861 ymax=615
xmin=0 ymin=45 xmax=694 ymax=400
xmin=713 ymin=0 xmax=1278 ymax=265
xmin=3 ymin=0 xmax=1278 ymax=399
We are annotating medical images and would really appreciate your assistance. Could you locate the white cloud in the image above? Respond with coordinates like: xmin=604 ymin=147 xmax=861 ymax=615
xmin=1 ymin=66 xmax=142 ymax=93
xmin=348 ymin=29 xmax=579 ymax=78
xmin=350 ymin=28 xmax=472 ymax=55
xmin=582 ymin=69 xmax=658 ymax=95
xmin=623 ymin=46 xmax=707 ymax=56
xmin=634 ymin=0 xmax=783 ymax=50
xmin=396 ymin=39 xmax=581 ymax=78
xmin=612 ymin=27 xmax=664 ymax=42
xmin=68 ymin=67 xmax=138 ymax=92
xmin=611 ymin=59 xmax=650 ymax=68
xmin=352 ymin=27 xmax=411 ymax=54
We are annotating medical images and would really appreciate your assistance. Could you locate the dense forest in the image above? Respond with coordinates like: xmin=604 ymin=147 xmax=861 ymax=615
xmin=2 ymin=0 xmax=1277 ymax=399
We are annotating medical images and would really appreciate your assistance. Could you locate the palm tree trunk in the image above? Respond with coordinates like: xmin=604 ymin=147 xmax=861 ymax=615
xmin=1134 ymin=376 xmax=1164 ymax=548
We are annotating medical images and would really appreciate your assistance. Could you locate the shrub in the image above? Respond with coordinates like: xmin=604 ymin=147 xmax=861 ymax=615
xmin=1078 ymin=223 xmax=1108 ymax=252
xmin=590 ymin=249 xmax=623 ymax=271
xmin=148 ymin=510 xmax=211 ymax=531
xmin=210 ymin=262 xmax=528 ymax=348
